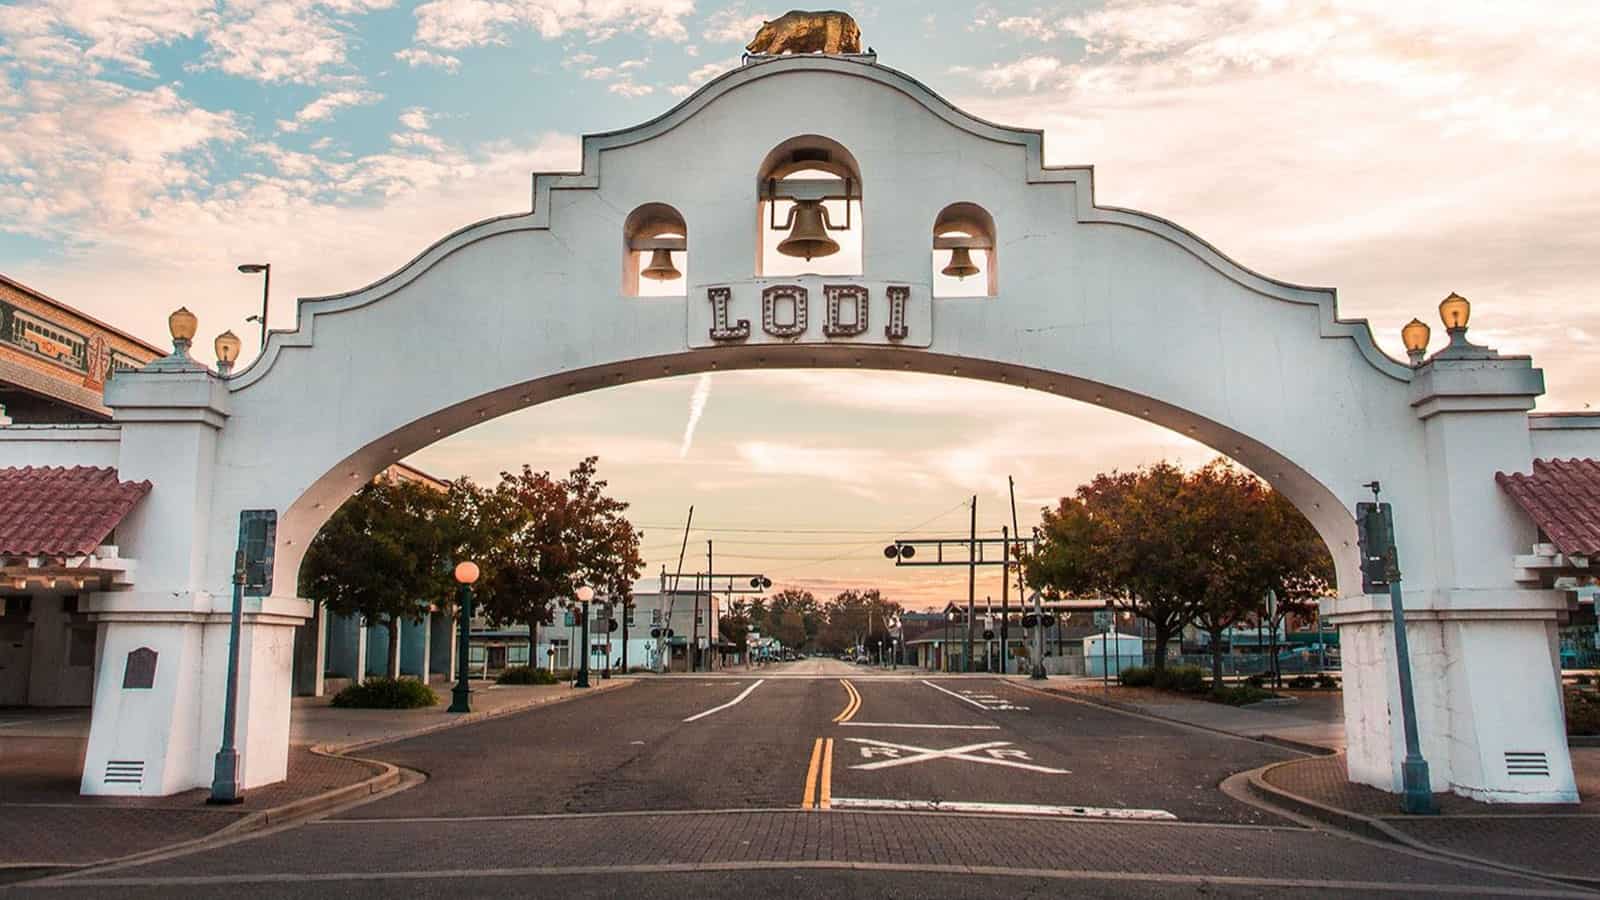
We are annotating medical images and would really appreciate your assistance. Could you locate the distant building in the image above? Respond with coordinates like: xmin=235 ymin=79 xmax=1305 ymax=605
xmin=0 ymin=274 xmax=164 ymax=424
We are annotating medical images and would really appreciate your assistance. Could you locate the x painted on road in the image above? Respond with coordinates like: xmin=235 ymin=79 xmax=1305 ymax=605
xmin=844 ymin=737 xmax=1070 ymax=775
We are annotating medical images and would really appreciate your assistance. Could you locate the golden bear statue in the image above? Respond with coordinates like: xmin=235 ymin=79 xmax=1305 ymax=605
xmin=745 ymin=10 xmax=862 ymax=55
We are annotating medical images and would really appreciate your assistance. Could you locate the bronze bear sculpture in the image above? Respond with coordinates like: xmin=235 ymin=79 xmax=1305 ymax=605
xmin=746 ymin=10 xmax=862 ymax=56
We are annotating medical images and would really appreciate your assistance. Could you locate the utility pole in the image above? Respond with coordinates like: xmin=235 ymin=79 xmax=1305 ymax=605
xmin=1001 ymin=525 xmax=1010 ymax=675
xmin=965 ymin=495 xmax=976 ymax=673
xmin=706 ymin=539 xmax=715 ymax=672
xmin=668 ymin=506 xmax=694 ymax=673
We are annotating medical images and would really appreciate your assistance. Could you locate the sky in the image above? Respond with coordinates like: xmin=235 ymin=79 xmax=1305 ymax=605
xmin=3 ymin=1 xmax=1598 ymax=609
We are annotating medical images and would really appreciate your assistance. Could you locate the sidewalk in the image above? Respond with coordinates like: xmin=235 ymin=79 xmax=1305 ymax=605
xmin=1009 ymin=675 xmax=1346 ymax=751
xmin=1012 ymin=676 xmax=1600 ymax=884
xmin=0 ymin=677 xmax=631 ymax=871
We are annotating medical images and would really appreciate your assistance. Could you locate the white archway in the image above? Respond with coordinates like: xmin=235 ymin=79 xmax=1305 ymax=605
xmin=84 ymin=54 xmax=1586 ymax=804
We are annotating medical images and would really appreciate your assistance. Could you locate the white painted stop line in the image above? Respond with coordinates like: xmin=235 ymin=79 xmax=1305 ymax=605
xmin=826 ymin=797 xmax=1177 ymax=821
xmin=682 ymin=679 xmax=765 ymax=722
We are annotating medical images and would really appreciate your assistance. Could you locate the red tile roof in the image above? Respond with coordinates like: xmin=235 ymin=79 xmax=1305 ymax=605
xmin=0 ymin=466 xmax=151 ymax=556
xmin=1496 ymin=458 xmax=1600 ymax=557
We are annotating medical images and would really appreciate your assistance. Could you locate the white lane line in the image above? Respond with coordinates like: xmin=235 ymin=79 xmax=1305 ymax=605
xmin=921 ymin=679 xmax=993 ymax=710
xmin=840 ymin=722 xmax=1000 ymax=730
xmin=827 ymin=797 xmax=1177 ymax=821
xmin=682 ymin=679 xmax=765 ymax=722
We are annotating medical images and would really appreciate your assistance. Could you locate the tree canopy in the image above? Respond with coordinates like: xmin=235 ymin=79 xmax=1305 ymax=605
xmin=1026 ymin=458 xmax=1333 ymax=680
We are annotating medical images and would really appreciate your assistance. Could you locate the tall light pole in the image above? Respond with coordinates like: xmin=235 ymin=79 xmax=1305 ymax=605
xmin=574 ymin=585 xmax=595 ymax=688
xmin=236 ymin=263 xmax=270 ymax=351
xmin=448 ymin=561 xmax=479 ymax=713
xmin=208 ymin=549 xmax=247 ymax=805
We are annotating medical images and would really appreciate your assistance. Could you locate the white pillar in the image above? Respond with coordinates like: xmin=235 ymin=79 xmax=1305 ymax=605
xmin=82 ymin=353 xmax=308 ymax=796
xmin=1328 ymin=332 xmax=1576 ymax=803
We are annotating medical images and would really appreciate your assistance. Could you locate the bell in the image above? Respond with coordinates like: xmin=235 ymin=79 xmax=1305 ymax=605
xmin=777 ymin=200 xmax=840 ymax=261
xmin=941 ymin=246 xmax=979 ymax=280
xmin=640 ymin=248 xmax=681 ymax=281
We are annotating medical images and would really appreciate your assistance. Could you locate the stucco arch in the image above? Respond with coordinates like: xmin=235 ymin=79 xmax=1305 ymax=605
xmin=82 ymin=53 xmax=1582 ymax=805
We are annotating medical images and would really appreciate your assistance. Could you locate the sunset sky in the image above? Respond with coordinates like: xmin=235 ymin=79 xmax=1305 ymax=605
xmin=3 ymin=1 xmax=1596 ymax=608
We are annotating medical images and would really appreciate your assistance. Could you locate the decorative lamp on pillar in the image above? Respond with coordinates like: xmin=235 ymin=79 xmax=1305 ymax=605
xmin=1439 ymin=292 xmax=1471 ymax=333
xmin=214 ymin=330 xmax=242 ymax=376
xmin=1401 ymin=318 xmax=1431 ymax=366
xmin=168 ymin=307 xmax=198 ymax=356
xmin=574 ymin=585 xmax=595 ymax=688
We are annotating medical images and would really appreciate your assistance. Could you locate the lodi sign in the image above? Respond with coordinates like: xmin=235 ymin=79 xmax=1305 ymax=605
xmin=690 ymin=279 xmax=931 ymax=349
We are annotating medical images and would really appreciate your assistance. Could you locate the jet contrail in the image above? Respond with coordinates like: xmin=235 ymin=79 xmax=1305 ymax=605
xmin=678 ymin=373 xmax=712 ymax=458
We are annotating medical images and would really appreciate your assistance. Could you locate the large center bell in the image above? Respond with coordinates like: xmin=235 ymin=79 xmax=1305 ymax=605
xmin=777 ymin=199 xmax=840 ymax=261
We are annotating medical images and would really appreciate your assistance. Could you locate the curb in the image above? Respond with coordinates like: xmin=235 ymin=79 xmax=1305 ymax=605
xmin=1245 ymin=756 xmax=1600 ymax=889
xmin=1009 ymin=681 xmax=1336 ymax=757
xmin=2 ymin=679 xmax=634 ymax=878
xmin=320 ymin=676 xmax=635 ymax=756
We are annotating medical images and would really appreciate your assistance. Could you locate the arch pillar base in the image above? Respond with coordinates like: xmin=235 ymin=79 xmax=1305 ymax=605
xmin=1328 ymin=589 xmax=1577 ymax=804
xmin=80 ymin=595 xmax=306 ymax=796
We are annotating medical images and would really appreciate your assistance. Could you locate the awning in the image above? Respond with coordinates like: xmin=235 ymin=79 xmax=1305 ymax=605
xmin=1497 ymin=459 xmax=1600 ymax=558
xmin=0 ymin=466 xmax=151 ymax=556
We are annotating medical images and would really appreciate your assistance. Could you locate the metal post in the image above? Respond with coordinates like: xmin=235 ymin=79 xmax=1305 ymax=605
xmin=602 ymin=600 xmax=612 ymax=680
xmin=208 ymin=550 xmax=247 ymax=804
xmin=575 ymin=599 xmax=591 ymax=688
xmin=1363 ymin=485 xmax=1435 ymax=815
xmin=621 ymin=594 xmax=629 ymax=674
xmin=706 ymin=540 xmax=714 ymax=671
xmin=965 ymin=495 xmax=976 ymax=673
xmin=1101 ymin=621 xmax=1110 ymax=690
xmin=1001 ymin=526 xmax=1010 ymax=675
xmin=448 ymin=580 xmax=474 ymax=712
xmin=944 ymin=614 xmax=950 ymax=673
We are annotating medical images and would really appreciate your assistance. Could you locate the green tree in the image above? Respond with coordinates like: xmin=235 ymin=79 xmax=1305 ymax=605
xmin=822 ymin=588 xmax=900 ymax=655
xmin=766 ymin=588 xmax=817 ymax=649
xmin=301 ymin=477 xmax=459 ymax=679
xmin=1027 ymin=463 xmax=1209 ymax=672
xmin=476 ymin=457 xmax=645 ymax=668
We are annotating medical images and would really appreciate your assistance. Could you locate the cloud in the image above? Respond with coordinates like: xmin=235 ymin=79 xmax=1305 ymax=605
xmin=398 ymin=106 xmax=431 ymax=131
xmin=952 ymin=55 xmax=1066 ymax=91
xmin=393 ymin=47 xmax=462 ymax=71
xmin=0 ymin=0 xmax=212 ymax=78
xmin=0 ymin=78 xmax=241 ymax=238
xmin=703 ymin=5 xmax=768 ymax=44
xmin=279 ymin=89 xmax=383 ymax=132
xmin=198 ymin=0 xmax=395 ymax=85
xmin=668 ymin=57 xmax=737 ymax=97
xmin=607 ymin=79 xmax=654 ymax=97
xmin=411 ymin=0 xmax=695 ymax=50
xmin=996 ymin=15 xmax=1058 ymax=41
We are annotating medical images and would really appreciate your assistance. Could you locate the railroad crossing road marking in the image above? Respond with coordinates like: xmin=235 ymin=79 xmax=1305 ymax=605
xmin=922 ymin=679 xmax=1028 ymax=711
xmin=845 ymin=738 xmax=1070 ymax=775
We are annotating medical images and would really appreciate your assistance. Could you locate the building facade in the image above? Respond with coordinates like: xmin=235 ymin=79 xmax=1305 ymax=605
xmin=0 ymin=274 xmax=163 ymax=424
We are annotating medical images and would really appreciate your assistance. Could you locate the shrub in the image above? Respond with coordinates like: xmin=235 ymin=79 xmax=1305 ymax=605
xmin=497 ymin=666 xmax=559 ymax=686
xmin=1160 ymin=665 xmax=1207 ymax=694
xmin=1119 ymin=666 xmax=1154 ymax=687
xmin=1288 ymin=675 xmax=1316 ymax=689
xmin=1244 ymin=673 xmax=1266 ymax=688
xmin=1576 ymin=674 xmax=1595 ymax=687
xmin=1207 ymin=684 xmax=1279 ymax=706
xmin=1567 ymin=689 xmax=1600 ymax=735
xmin=1316 ymin=673 xmax=1338 ymax=690
xmin=331 ymin=677 xmax=437 ymax=709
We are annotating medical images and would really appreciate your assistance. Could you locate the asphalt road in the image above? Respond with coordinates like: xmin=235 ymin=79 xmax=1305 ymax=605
xmin=9 ymin=661 xmax=1590 ymax=898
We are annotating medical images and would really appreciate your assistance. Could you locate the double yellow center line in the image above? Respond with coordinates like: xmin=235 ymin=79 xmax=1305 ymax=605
xmin=804 ymin=680 xmax=858 ymax=809
xmin=832 ymin=679 xmax=861 ymax=723
xmin=801 ymin=737 xmax=833 ymax=809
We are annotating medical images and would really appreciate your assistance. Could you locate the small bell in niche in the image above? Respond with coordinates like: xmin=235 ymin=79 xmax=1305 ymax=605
xmin=641 ymin=248 xmax=682 ymax=281
xmin=941 ymin=246 xmax=979 ymax=280
xmin=776 ymin=199 xmax=841 ymax=261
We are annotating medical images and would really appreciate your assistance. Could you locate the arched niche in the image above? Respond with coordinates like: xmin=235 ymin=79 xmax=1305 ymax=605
xmin=932 ymin=202 xmax=997 ymax=297
xmin=622 ymin=203 xmax=688 ymax=297
xmin=755 ymin=135 xmax=863 ymax=278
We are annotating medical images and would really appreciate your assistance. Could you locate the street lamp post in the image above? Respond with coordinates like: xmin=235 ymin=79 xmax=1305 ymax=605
xmin=448 ymin=561 xmax=480 ymax=713
xmin=574 ymin=585 xmax=595 ymax=688
xmin=944 ymin=609 xmax=955 ymax=673
xmin=236 ymin=263 xmax=270 ymax=350
xmin=208 ymin=549 xmax=248 ymax=805
xmin=602 ymin=599 xmax=612 ymax=680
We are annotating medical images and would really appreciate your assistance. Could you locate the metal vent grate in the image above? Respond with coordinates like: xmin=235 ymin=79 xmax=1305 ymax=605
xmin=1505 ymin=751 xmax=1550 ymax=778
xmin=104 ymin=760 xmax=145 ymax=786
